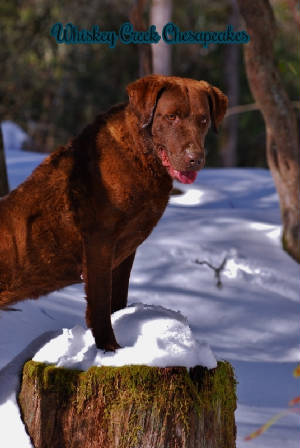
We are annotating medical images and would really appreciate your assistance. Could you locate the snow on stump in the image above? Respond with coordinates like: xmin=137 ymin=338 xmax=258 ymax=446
xmin=18 ymin=360 xmax=236 ymax=448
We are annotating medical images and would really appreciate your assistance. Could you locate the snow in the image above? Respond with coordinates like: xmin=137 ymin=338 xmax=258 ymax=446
xmin=1 ymin=121 xmax=29 ymax=151
xmin=0 ymin=122 xmax=299 ymax=446
xmin=34 ymin=304 xmax=217 ymax=369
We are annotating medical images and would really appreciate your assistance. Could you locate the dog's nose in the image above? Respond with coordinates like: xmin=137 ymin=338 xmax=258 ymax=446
xmin=185 ymin=152 xmax=205 ymax=168
xmin=188 ymin=157 xmax=202 ymax=167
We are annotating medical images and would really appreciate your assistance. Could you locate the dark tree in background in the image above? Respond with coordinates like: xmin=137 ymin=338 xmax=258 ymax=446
xmin=0 ymin=128 xmax=9 ymax=197
xmin=237 ymin=0 xmax=300 ymax=262
xmin=130 ymin=0 xmax=152 ymax=76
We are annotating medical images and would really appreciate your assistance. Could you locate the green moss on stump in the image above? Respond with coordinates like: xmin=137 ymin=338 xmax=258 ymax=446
xmin=20 ymin=361 xmax=237 ymax=448
xmin=25 ymin=361 xmax=81 ymax=401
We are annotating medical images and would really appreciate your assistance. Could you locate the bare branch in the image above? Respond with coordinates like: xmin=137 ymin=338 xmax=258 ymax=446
xmin=195 ymin=257 xmax=228 ymax=289
xmin=225 ymin=101 xmax=300 ymax=117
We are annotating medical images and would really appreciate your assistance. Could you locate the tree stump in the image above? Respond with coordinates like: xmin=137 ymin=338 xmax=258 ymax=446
xmin=18 ymin=361 xmax=236 ymax=448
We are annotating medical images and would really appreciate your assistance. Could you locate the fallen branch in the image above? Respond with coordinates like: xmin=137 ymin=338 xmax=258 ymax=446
xmin=1 ymin=307 xmax=22 ymax=312
xmin=195 ymin=256 xmax=228 ymax=289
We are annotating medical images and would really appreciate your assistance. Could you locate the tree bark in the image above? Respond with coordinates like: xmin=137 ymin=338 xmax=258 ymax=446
xmin=0 ymin=126 xmax=9 ymax=197
xmin=19 ymin=360 xmax=237 ymax=448
xmin=237 ymin=0 xmax=300 ymax=262
xmin=150 ymin=0 xmax=172 ymax=75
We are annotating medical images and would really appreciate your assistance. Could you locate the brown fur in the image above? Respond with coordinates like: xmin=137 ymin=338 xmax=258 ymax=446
xmin=0 ymin=75 xmax=227 ymax=350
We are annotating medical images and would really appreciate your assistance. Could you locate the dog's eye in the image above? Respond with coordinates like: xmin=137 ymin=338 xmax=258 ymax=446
xmin=200 ymin=117 xmax=208 ymax=125
xmin=166 ymin=114 xmax=177 ymax=121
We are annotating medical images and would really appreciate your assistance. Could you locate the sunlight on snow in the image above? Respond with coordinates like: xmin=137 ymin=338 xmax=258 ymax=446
xmin=249 ymin=222 xmax=281 ymax=244
xmin=224 ymin=258 xmax=261 ymax=279
xmin=169 ymin=188 xmax=204 ymax=206
xmin=0 ymin=395 xmax=32 ymax=447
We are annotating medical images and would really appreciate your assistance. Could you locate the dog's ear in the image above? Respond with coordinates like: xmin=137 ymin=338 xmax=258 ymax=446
xmin=207 ymin=86 xmax=228 ymax=134
xmin=127 ymin=75 xmax=168 ymax=128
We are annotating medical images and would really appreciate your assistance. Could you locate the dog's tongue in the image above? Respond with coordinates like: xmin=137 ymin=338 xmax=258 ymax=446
xmin=172 ymin=169 xmax=198 ymax=184
xmin=160 ymin=149 xmax=198 ymax=184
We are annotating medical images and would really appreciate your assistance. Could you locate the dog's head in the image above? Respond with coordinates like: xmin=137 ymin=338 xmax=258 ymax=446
xmin=127 ymin=75 xmax=228 ymax=184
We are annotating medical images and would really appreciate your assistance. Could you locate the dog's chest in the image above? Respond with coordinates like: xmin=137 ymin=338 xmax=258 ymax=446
xmin=113 ymin=189 xmax=169 ymax=265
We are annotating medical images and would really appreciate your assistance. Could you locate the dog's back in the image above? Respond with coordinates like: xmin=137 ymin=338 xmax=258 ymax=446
xmin=0 ymin=145 xmax=82 ymax=307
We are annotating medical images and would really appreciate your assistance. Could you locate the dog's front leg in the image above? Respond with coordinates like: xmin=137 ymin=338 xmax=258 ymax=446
xmin=83 ymin=232 xmax=120 ymax=351
xmin=111 ymin=251 xmax=136 ymax=313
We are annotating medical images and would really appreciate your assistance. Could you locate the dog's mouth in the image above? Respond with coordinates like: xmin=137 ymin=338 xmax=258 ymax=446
xmin=158 ymin=148 xmax=199 ymax=184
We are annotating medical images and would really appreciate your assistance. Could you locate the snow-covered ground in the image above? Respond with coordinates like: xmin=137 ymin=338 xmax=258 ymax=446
xmin=0 ymin=122 xmax=299 ymax=447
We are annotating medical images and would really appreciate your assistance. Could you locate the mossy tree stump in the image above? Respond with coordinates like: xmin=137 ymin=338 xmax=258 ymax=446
xmin=18 ymin=361 xmax=236 ymax=448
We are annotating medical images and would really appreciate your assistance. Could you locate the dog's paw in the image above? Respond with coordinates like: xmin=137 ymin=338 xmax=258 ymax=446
xmin=95 ymin=335 xmax=121 ymax=352
xmin=103 ymin=341 xmax=122 ymax=353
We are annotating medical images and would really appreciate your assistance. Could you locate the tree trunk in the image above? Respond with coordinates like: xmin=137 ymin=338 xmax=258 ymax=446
xmin=237 ymin=0 xmax=300 ymax=262
xmin=0 ymin=126 xmax=9 ymax=197
xmin=150 ymin=0 xmax=172 ymax=75
xmin=19 ymin=360 xmax=236 ymax=448
xmin=221 ymin=0 xmax=240 ymax=167
xmin=130 ymin=0 xmax=153 ymax=77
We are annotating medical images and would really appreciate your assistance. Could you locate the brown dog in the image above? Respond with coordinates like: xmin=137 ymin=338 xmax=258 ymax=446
xmin=0 ymin=75 xmax=227 ymax=350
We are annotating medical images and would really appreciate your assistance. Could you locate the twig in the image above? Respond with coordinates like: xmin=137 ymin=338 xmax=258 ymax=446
xmin=195 ymin=256 xmax=228 ymax=289
xmin=225 ymin=100 xmax=300 ymax=117
xmin=1 ymin=307 xmax=22 ymax=312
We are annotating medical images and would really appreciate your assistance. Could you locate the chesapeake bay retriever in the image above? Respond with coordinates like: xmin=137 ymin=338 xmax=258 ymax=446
xmin=0 ymin=75 xmax=227 ymax=350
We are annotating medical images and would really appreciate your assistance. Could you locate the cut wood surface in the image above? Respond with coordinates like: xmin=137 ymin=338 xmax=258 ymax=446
xmin=19 ymin=360 xmax=236 ymax=448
